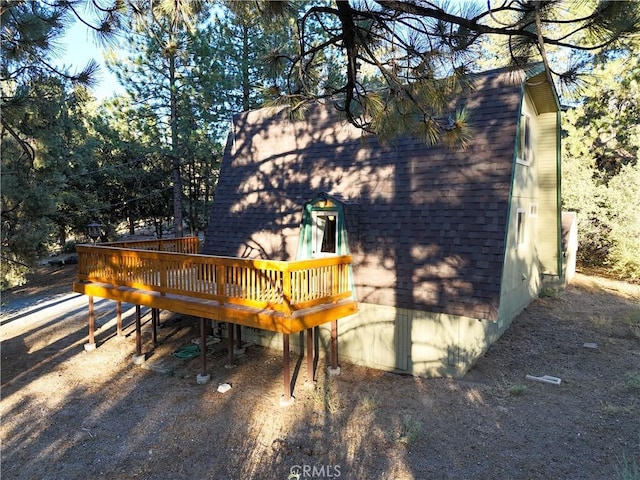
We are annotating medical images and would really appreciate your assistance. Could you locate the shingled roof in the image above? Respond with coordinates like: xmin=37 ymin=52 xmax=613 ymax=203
xmin=203 ymin=67 xmax=533 ymax=321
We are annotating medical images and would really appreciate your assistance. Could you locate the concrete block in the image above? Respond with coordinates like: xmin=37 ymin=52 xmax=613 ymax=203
xmin=279 ymin=395 xmax=295 ymax=407
xmin=132 ymin=354 xmax=146 ymax=365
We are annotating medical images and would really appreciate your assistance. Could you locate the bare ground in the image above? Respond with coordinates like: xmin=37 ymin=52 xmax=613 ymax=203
xmin=1 ymin=265 xmax=639 ymax=480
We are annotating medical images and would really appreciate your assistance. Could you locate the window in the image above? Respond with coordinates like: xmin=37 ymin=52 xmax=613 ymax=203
xmin=517 ymin=113 xmax=532 ymax=165
xmin=516 ymin=208 xmax=526 ymax=247
xmin=320 ymin=215 xmax=337 ymax=253
xmin=529 ymin=203 xmax=538 ymax=218
xmin=312 ymin=211 xmax=338 ymax=257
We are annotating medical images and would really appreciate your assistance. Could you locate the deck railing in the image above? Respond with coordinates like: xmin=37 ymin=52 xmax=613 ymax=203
xmin=98 ymin=236 xmax=200 ymax=254
xmin=75 ymin=241 xmax=353 ymax=315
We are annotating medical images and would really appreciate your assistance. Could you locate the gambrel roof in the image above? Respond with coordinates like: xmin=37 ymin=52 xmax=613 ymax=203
xmin=203 ymin=66 xmax=559 ymax=321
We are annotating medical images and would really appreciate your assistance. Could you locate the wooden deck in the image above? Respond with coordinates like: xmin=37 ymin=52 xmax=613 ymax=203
xmin=73 ymin=237 xmax=357 ymax=404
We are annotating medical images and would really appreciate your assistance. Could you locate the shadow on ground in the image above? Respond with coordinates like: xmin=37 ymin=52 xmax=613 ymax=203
xmin=1 ymin=273 xmax=639 ymax=479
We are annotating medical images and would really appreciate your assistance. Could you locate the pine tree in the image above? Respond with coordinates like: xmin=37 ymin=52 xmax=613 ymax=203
xmin=279 ymin=1 xmax=640 ymax=144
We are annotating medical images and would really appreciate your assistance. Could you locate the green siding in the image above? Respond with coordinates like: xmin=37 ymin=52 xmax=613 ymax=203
xmin=536 ymin=111 xmax=561 ymax=275
xmin=239 ymin=303 xmax=501 ymax=378
xmin=498 ymin=83 xmax=560 ymax=329
xmin=499 ymin=93 xmax=541 ymax=327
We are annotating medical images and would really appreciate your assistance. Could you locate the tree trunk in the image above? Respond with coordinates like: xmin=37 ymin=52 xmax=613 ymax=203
xmin=127 ymin=204 xmax=135 ymax=235
xmin=169 ymin=53 xmax=184 ymax=237
xmin=241 ymin=22 xmax=250 ymax=111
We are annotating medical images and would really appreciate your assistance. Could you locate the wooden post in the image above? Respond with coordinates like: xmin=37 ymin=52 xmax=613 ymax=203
xmin=135 ymin=305 xmax=142 ymax=357
xmin=200 ymin=317 xmax=207 ymax=376
xmin=236 ymin=324 xmax=242 ymax=350
xmin=330 ymin=320 xmax=339 ymax=373
xmin=306 ymin=328 xmax=314 ymax=384
xmin=282 ymin=268 xmax=292 ymax=315
xmin=84 ymin=296 xmax=96 ymax=351
xmin=151 ymin=308 xmax=158 ymax=345
xmin=227 ymin=322 xmax=235 ymax=366
xmin=196 ymin=317 xmax=211 ymax=384
xmin=88 ymin=296 xmax=95 ymax=344
xmin=116 ymin=301 xmax=123 ymax=336
xmin=159 ymin=257 xmax=167 ymax=296
xmin=281 ymin=333 xmax=293 ymax=406
xmin=216 ymin=265 xmax=226 ymax=297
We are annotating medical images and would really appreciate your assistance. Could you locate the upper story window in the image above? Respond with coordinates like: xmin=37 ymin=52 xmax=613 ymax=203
xmin=320 ymin=214 xmax=337 ymax=253
xmin=516 ymin=208 xmax=526 ymax=247
xmin=516 ymin=113 xmax=533 ymax=166
xmin=312 ymin=211 xmax=338 ymax=257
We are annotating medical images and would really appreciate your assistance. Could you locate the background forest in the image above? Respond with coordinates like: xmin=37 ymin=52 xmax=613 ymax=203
xmin=1 ymin=0 xmax=639 ymax=288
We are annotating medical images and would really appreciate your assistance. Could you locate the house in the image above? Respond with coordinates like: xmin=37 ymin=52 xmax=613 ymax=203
xmin=202 ymin=65 xmax=564 ymax=377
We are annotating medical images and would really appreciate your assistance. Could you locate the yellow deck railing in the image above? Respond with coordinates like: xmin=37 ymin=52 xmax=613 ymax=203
xmin=74 ymin=237 xmax=357 ymax=403
xmin=75 ymin=239 xmax=353 ymax=316
xmin=97 ymin=236 xmax=200 ymax=253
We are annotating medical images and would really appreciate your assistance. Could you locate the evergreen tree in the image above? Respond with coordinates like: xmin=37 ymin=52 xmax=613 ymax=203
xmin=1 ymin=77 xmax=101 ymax=287
xmin=107 ymin=3 xmax=223 ymax=236
xmin=562 ymin=40 xmax=639 ymax=279
xmin=110 ymin=0 xmax=223 ymax=236
xmin=1 ymin=0 xmax=125 ymax=286
xmin=1 ymin=0 xmax=125 ymax=162
xmin=88 ymin=99 xmax=173 ymax=238
xmin=279 ymin=1 xmax=640 ymax=144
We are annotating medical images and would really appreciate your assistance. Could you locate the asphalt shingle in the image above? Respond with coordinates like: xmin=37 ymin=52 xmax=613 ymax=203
xmin=203 ymin=68 xmax=528 ymax=321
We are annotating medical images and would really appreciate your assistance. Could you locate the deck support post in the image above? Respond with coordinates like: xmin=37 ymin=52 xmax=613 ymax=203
xmin=132 ymin=305 xmax=145 ymax=364
xmin=135 ymin=305 xmax=142 ymax=354
xmin=226 ymin=322 xmax=235 ymax=367
xmin=328 ymin=320 xmax=340 ymax=375
xmin=196 ymin=317 xmax=210 ymax=384
xmin=234 ymin=324 xmax=245 ymax=355
xmin=280 ymin=333 xmax=294 ymax=406
xmin=83 ymin=296 xmax=96 ymax=352
xmin=306 ymin=328 xmax=314 ymax=385
xmin=151 ymin=308 xmax=159 ymax=345
xmin=235 ymin=324 xmax=243 ymax=351
xmin=116 ymin=301 xmax=123 ymax=336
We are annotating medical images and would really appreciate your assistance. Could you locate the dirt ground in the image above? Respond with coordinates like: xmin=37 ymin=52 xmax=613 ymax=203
xmin=1 ymin=265 xmax=639 ymax=480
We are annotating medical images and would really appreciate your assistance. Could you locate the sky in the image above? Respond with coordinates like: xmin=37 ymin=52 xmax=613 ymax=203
xmin=58 ymin=21 xmax=124 ymax=100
